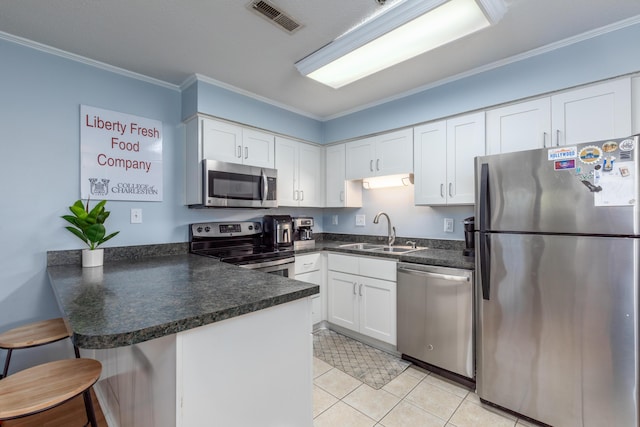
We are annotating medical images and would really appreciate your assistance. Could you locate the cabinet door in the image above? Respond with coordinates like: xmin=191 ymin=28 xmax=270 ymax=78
xmin=297 ymin=270 xmax=323 ymax=324
xmin=275 ymin=137 xmax=298 ymax=206
xmin=633 ymin=77 xmax=640 ymax=135
xmin=551 ymin=78 xmax=631 ymax=146
xmin=327 ymin=271 xmax=359 ymax=332
xmin=446 ymin=112 xmax=485 ymax=205
xmin=345 ymin=138 xmax=375 ymax=179
xmin=375 ymin=128 xmax=413 ymax=175
xmin=359 ymin=278 xmax=397 ymax=345
xmin=201 ymin=118 xmax=243 ymax=164
xmin=325 ymin=144 xmax=362 ymax=208
xmin=243 ymin=128 xmax=275 ymax=168
xmin=298 ymin=142 xmax=323 ymax=207
xmin=414 ymin=121 xmax=447 ymax=205
xmin=486 ymin=98 xmax=551 ymax=154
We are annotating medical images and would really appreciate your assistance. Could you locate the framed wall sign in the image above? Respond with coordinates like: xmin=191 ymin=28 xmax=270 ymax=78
xmin=80 ymin=105 xmax=163 ymax=201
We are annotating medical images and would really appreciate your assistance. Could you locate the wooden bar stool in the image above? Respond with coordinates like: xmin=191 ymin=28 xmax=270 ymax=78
xmin=0 ymin=318 xmax=72 ymax=378
xmin=0 ymin=358 xmax=102 ymax=427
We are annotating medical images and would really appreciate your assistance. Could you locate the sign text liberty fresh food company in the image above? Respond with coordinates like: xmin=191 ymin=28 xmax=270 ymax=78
xmin=80 ymin=105 xmax=163 ymax=201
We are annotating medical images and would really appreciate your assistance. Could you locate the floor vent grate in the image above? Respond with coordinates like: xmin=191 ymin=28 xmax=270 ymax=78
xmin=249 ymin=0 xmax=302 ymax=33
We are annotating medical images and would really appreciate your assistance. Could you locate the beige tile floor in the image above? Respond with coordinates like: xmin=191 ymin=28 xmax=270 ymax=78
xmin=313 ymin=357 xmax=540 ymax=427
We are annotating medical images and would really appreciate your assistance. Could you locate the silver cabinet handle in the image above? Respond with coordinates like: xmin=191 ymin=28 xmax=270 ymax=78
xmin=376 ymin=159 xmax=380 ymax=171
xmin=244 ymin=147 xmax=249 ymax=159
xmin=448 ymin=183 xmax=453 ymax=198
xmin=294 ymin=190 xmax=299 ymax=201
xmin=369 ymin=160 xmax=374 ymax=172
xmin=543 ymin=132 xmax=547 ymax=148
xmin=340 ymin=190 xmax=344 ymax=202
xmin=359 ymin=283 xmax=363 ymax=296
xmin=353 ymin=282 xmax=357 ymax=295
xmin=556 ymin=129 xmax=560 ymax=147
xmin=300 ymin=190 xmax=304 ymax=201
xmin=236 ymin=145 xmax=242 ymax=158
xmin=440 ymin=184 xmax=444 ymax=198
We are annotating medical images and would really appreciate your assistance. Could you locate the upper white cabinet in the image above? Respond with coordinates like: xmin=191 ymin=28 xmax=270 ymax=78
xmin=550 ymin=78 xmax=631 ymax=146
xmin=633 ymin=76 xmax=640 ymax=135
xmin=275 ymin=137 xmax=323 ymax=207
xmin=414 ymin=112 xmax=485 ymax=206
xmin=185 ymin=116 xmax=276 ymax=205
xmin=345 ymin=128 xmax=413 ymax=180
xmin=486 ymin=98 xmax=552 ymax=155
xmin=325 ymin=144 xmax=362 ymax=208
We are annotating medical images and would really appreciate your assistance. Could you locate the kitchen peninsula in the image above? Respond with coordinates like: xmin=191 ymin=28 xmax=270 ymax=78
xmin=47 ymin=251 xmax=319 ymax=427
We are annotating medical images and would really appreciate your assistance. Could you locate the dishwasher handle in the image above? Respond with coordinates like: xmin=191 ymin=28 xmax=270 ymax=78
xmin=398 ymin=267 xmax=470 ymax=282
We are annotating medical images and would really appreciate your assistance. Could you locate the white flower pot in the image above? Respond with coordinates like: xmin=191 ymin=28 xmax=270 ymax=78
xmin=82 ymin=248 xmax=104 ymax=268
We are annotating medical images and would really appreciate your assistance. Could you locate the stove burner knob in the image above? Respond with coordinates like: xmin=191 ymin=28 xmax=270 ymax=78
xmin=204 ymin=226 xmax=211 ymax=232
xmin=248 ymin=225 xmax=253 ymax=230
xmin=196 ymin=227 xmax=203 ymax=233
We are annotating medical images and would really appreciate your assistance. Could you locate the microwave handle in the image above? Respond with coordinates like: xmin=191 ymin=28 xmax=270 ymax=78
xmin=261 ymin=169 xmax=268 ymax=204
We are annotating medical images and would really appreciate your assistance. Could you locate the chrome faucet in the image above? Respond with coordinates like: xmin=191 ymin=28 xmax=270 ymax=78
xmin=373 ymin=212 xmax=396 ymax=246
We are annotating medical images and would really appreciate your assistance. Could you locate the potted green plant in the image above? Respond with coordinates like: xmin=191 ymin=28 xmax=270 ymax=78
xmin=62 ymin=199 xmax=119 ymax=267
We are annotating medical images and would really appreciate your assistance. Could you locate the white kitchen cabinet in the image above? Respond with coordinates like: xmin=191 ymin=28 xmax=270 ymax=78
xmin=275 ymin=137 xmax=323 ymax=207
xmin=486 ymin=98 xmax=551 ymax=154
xmin=325 ymin=143 xmax=362 ymax=208
xmin=295 ymin=253 xmax=325 ymax=325
xmin=345 ymin=128 xmax=413 ymax=180
xmin=631 ymin=76 xmax=640 ymax=135
xmin=184 ymin=115 xmax=275 ymax=205
xmin=414 ymin=111 xmax=485 ymax=205
xmin=550 ymin=78 xmax=631 ymax=146
xmin=327 ymin=253 xmax=396 ymax=345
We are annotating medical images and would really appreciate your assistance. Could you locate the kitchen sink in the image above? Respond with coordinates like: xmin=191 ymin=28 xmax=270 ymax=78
xmin=372 ymin=246 xmax=423 ymax=254
xmin=338 ymin=243 xmax=385 ymax=250
xmin=338 ymin=243 xmax=424 ymax=254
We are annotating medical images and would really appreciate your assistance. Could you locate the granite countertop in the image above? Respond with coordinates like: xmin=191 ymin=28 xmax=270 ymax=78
xmin=297 ymin=241 xmax=475 ymax=270
xmin=48 ymin=254 xmax=318 ymax=349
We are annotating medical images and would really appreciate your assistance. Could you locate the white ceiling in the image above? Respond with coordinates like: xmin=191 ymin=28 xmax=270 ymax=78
xmin=2 ymin=0 xmax=640 ymax=119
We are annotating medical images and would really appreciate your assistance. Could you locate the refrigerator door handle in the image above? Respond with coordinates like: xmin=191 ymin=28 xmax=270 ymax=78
xmin=479 ymin=163 xmax=491 ymax=300
xmin=479 ymin=232 xmax=491 ymax=300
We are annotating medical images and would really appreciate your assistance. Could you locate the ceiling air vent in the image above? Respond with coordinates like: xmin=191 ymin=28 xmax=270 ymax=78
xmin=249 ymin=0 xmax=302 ymax=34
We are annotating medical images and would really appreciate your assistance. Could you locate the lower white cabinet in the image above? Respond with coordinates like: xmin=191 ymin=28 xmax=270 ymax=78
xmin=295 ymin=253 xmax=325 ymax=324
xmin=327 ymin=253 xmax=397 ymax=345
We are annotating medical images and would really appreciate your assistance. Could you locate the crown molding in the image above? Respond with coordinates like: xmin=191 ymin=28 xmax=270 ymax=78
xmin=0 ymin=31 xmax=180 ymax=92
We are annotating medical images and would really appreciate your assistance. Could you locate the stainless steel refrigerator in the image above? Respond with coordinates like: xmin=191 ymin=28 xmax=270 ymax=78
xmin=475 ymin=135 xmax=639 ymax=427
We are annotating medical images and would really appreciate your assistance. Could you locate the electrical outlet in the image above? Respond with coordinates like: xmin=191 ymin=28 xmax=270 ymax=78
xmin=355 ymin=214 xmax=366 ymax=226
xmin=444 ymin=218 xmax=454 ymax=233
xmin=332 ymin=215 xmax=339 ymax=225
xmin=131 ymin=208 xmax=142 ymax=224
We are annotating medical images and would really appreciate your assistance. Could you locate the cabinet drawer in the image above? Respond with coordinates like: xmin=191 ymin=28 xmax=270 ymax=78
xmin=295 ymin=253 xmax=321 ymax=274
xmin=328 ymin=253 xmax=396 ymax=281
xmin=359 ymin=257 xmax=396 ymax=282
xmin=328 ymin=253 xmax=359 ymax=274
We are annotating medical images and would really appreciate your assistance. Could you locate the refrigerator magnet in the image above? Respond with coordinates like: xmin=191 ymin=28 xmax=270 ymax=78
xmin=578 ymin=146 xmax=602 ymax=164
xmin=602 ymin=141 xmax=618 ymax=152
xmin=619 ymin=138 xmax=636 ymax=152
xmin=554 ymin=159 xmax=575 ymax=170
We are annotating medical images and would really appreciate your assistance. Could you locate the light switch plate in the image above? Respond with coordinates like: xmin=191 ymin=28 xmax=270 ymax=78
xmin=444 ymin=218 xmax=454 ymax=233
xmin=355 ymin=214 xmax=366 ymax=226
xmin=131 ymin=208 xmax=142 ymax=224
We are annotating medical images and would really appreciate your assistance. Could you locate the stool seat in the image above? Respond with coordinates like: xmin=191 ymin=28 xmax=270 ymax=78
xmin=0 ymin=318 xmax=70 ymax=349
xmin=0 ymin=358 xmax=101 ymax=421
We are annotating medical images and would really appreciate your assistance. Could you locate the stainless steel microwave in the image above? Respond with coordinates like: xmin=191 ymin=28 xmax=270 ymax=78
xmin=202 ymin=160 xmax=277 ymax=208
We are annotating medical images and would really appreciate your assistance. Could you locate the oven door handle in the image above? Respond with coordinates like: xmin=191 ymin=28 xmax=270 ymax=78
xmin=238 ymin=257 xmax=295 ymax=270
xmin=261 ymin=169 xmax=268 ymax=205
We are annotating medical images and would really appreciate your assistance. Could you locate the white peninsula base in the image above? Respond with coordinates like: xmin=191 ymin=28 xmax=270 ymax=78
xmin=83 ymin=298 xmax=313 ymax=427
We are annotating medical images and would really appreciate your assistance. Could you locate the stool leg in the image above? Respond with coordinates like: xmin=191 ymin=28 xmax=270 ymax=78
xmin=74 ymin=344 xmax=81 ymax=358
xmin=82 ymin=388 xmax=98 ymax=427
xmin=2 ymin=349 xmax=12 ymax=379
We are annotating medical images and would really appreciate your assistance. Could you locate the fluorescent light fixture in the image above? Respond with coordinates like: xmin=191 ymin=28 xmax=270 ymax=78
xmin=295 ymin=0 xmax=507 ymax=89
xmin=363 ymin=173 xmax=414 ymax=189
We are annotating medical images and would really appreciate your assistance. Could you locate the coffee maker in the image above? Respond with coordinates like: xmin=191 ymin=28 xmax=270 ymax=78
xmin=292 ymin=217 xmax=315 ymax=250
xmin=263 ymin=215 xmax=293 ymax=251
xmin=463 ymin=216 xmax=475 ymax=257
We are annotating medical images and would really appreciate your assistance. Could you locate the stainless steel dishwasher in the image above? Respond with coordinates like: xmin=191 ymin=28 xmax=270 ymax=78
xmin=397 ymin=263 xmax=474 ymax=382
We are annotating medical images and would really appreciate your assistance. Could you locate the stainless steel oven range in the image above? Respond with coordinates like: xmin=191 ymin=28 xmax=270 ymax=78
xmin=189 ymin=221 xmax=294 ymax=277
